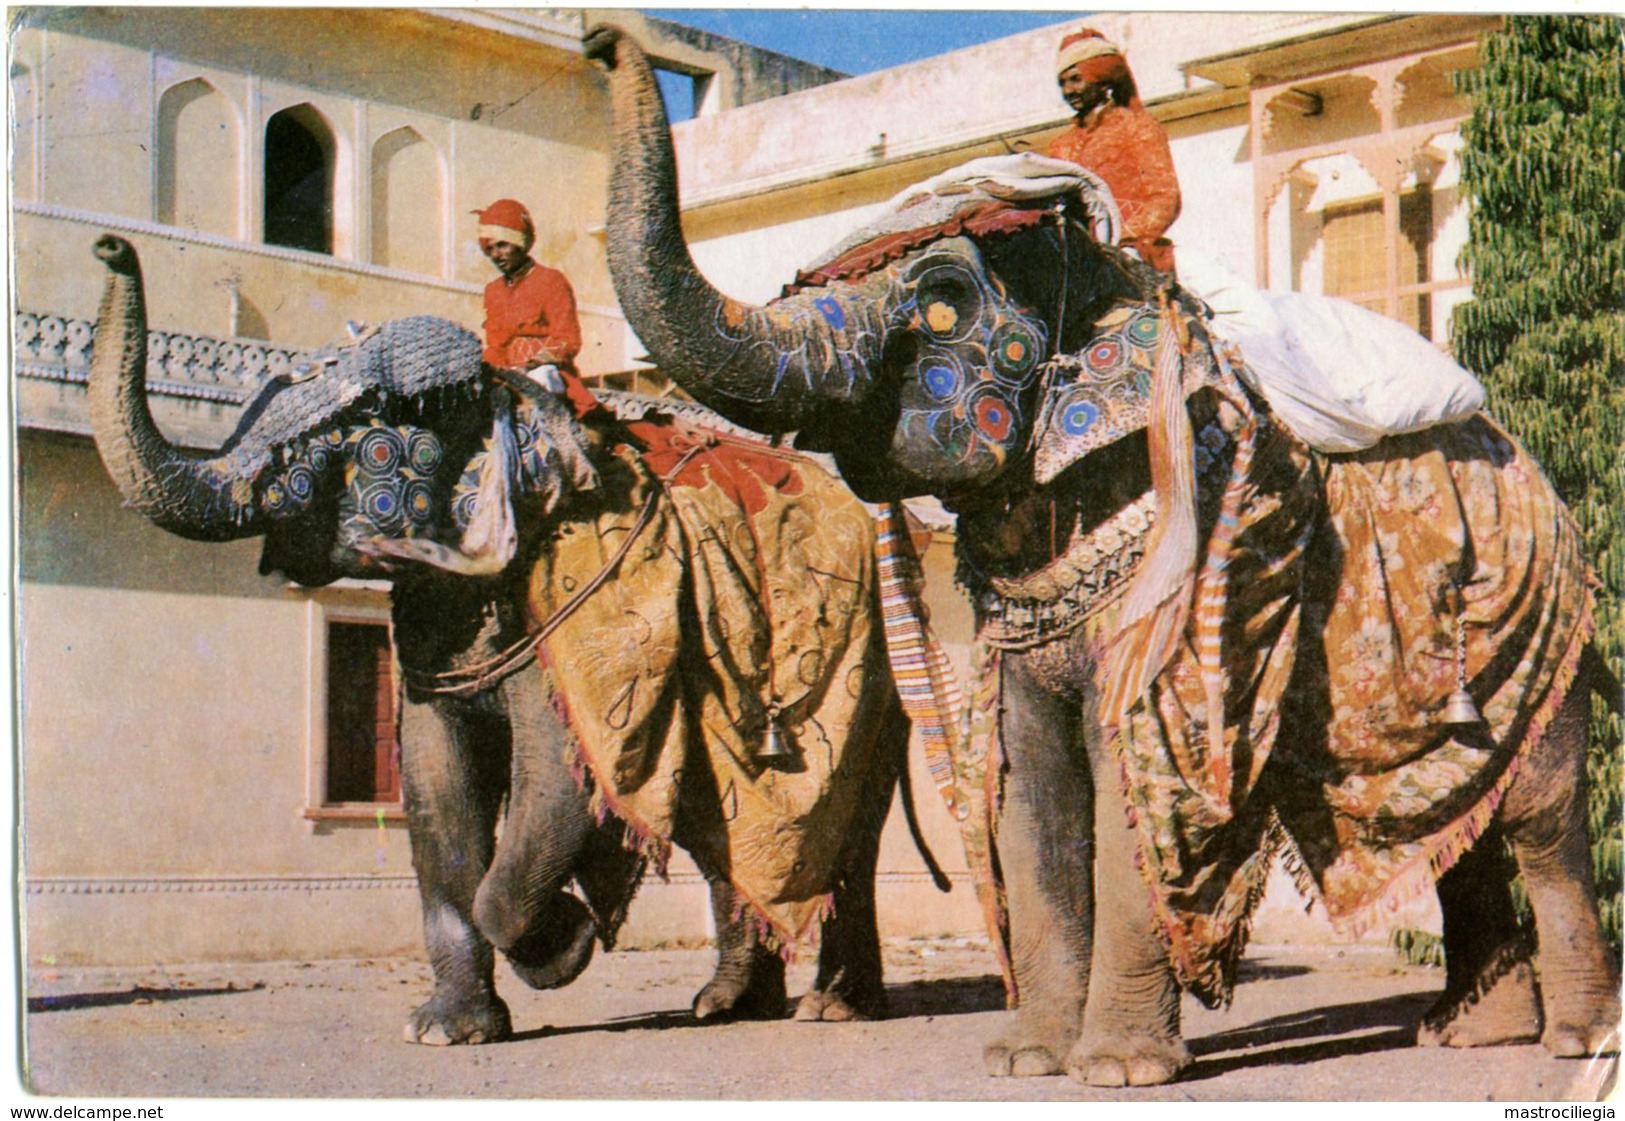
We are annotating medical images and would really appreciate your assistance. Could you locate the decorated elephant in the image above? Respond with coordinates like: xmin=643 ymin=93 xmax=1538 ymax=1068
xmin=585 ymin=25 xmax=1620 ymax=1085
xmin=86 ymin=233 xmax=923 ymax=1043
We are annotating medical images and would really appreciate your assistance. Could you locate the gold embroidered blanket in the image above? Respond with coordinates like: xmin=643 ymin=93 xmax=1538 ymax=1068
xmin=524 ymin=426 xmax=891 ymax=943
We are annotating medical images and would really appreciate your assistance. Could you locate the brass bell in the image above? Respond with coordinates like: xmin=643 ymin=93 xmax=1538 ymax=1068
xmin=756 ymin=709 xmax=795 ymax=762
xmin=1444 ymin=687 xmax=1483 ymax=726
xmin=1444 ymin=590 xmax=1482 ymax=726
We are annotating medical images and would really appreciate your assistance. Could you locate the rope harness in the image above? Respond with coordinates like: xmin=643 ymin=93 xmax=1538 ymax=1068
xmin=401 ymin=439 xmax=703 ymax=697
xmin=401 ymin=421 xmax=820 ymax=698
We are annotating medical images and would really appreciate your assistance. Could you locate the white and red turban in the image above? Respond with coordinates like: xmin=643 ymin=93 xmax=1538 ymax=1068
xmin=473 ymin=198 xmax=534 ymax=250
xmin=1056 ymin=28 xmax=1132 ymax=86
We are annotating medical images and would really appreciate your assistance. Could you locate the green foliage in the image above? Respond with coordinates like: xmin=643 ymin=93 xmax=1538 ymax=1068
xmin=1452 ymin=14 xmax=1625 ymax=954
xmin=1391 ymin=928 xmax=1447 ymax=969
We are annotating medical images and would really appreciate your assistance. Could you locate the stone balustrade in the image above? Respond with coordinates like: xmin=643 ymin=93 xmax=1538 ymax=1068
xmin=14 ymin=310 xmax=316 ymax=405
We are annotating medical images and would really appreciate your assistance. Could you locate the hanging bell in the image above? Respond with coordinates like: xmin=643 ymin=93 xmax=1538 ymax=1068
xmin=1444 ymin=589 xmax=1482 ymax=727
xmin=1444 ymin=687 xmax=1483 ymax=726
xmin=756 ymin=710 xmax=795 ymax=762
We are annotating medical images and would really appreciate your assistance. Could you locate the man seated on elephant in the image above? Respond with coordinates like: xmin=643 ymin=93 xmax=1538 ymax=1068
xmin=1046 ymin=28 xmax=1181 ymax=273
xmin=474 ymin=198 xmax=599 ymax=417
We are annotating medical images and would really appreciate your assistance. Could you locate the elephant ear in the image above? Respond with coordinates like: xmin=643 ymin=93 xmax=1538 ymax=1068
xmin=1029 ymin=302 xmax=1217 ymax=484
xmin=362 ymin=378 xmax=602 ymax=578
xmin=511 ymin=377 xmax=600 ymax=498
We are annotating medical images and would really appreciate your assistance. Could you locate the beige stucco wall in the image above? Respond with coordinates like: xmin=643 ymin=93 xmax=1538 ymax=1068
xmin=11 ymin=9 xmax=629 ymax=372
xmin=18 ymin=433 xmax=413 ymax=964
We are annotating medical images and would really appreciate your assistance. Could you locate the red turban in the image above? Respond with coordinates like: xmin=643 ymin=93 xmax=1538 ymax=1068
xmin=473 ymin=199 xmax=534 ymax=250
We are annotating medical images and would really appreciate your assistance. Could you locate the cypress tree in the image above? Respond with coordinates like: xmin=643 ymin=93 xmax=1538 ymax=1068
xmin=1452 ymin=14 xmax=1624 ymax=951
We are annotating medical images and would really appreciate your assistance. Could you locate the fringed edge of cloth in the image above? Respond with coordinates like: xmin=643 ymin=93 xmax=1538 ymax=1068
xmin=1330 ymin=580 xmax=1596 ymax=940
xmin=1098 ymin=296 xmax=1200 ymax=732
xmin=539 ymin=659 xmax=669 ymax=881
xmin=531 ymin=662 xmax=655 ymax=949
xmin=1112 ymin=729 xmax=1278 ymax=1009
xmin=873 ymin=502 xmax=968 ymax=819
xmin=728 ymin=895 xmax=835 ymax=964
xmin=785 ymin=203 xmax=1047 ymax=295
xmin=537 ymin=650 xmax=834 ymax=956
xmin=873 ymin=503 xmax=1015 ymax=1003
xmin=1143 ymin=577 xmax=1596 ymax=1006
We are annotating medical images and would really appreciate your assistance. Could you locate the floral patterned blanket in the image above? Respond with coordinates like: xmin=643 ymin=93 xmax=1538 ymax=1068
xmin=1127 ymin=409 xmax=1590 ymax=1003
xmin=968 ymin=340 xmax=1592 ymax=1006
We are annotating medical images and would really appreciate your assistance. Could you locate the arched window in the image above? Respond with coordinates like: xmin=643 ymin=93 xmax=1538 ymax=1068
xmin=370 ymin=127 xmax=445 ymax=275
xmin=11 ymin=61 xmax=37 ymax=200
xmin=264 ymin=104 xmax=334 ymax=254
xmin=158 ymin=78 xmax=240 ymax=237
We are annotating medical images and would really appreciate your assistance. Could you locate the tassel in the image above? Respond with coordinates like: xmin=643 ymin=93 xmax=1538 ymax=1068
xmin=1099 ymin=293 xmax=1199 ymax=729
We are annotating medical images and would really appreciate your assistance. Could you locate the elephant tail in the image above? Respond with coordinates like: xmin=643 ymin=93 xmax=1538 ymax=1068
xmin=898 ymin=751 xmax=953 ymax=894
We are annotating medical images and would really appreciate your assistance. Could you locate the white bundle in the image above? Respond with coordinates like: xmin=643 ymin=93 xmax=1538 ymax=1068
xmin=1178 ymin=251 xmax=1485 ymax=453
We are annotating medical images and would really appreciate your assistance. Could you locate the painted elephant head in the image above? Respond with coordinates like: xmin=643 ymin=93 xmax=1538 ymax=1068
xmin=86 ymin=234 xmax=595 ymax=587
xmin=583 ymin=26 xmax=1169 ymax=505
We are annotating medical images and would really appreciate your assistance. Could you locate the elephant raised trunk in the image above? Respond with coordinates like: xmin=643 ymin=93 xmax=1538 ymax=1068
xmin=585 ymin=24 xmax=893 ymax=436
xmin=88 ymin=234 xmax=263 ymax=541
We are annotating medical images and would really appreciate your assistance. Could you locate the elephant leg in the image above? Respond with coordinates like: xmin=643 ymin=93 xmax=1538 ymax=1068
xmin=1067 ymin=686 xmax=1190 ymax=1087
xmin=1498 ymin=685 xmax=1622 ymax=1058
xmin=795 ymin=702 xmax=907 ymax=1023
xmin=399 ymin=693 xmax=513 ymax=1045
xmin=692 ymin=877 xmax=788 ymax=1021
xmin=1418 ymin=826 xmax=1542 ymax=1047
xmin=471 ymin=670 xmax=608 ymax=991
xmin=983 ymin=652 xmax=1095 ymax=1078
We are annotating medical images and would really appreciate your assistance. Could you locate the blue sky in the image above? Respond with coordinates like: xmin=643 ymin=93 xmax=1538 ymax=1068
xmin=647 ymin=9 xmax=1075 ymax=76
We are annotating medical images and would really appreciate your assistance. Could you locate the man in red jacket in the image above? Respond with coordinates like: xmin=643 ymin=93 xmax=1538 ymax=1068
xmin=474 ymin=198 xmax=583 ymax=373
xmin=1046 ymin=28 xmax=1182 ymax=272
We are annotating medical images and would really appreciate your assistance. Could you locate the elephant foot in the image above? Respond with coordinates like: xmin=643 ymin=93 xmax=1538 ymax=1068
xmin=984 ymin=1041 xmax=1065 ymax=1078
xmin=502 ymin=893 xmax=598 ymax=991
xmin=1541 ymin=992 xmax=1622 ymax=1058
xmin=793 ymin=985 xmax=884 ymax=1023
xmin=692 ymin=955 xmax=787 ymax=1022
xmin=403 ymin=991 xmax=512 ymax=1046
xmin=984 ymin=1015 xmax=1079 ymax=1077
xmin=1418 ymin=953 xmax=1542 ymax=1048
xmin=1067 ymin=1033 xmax=1191 ymax=1087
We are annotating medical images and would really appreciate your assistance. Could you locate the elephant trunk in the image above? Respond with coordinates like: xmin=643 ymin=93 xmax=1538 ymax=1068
xmin=584 ymin=24 xmax=891 ymax=435
xmin=87 ymin=235 xmax=263 ymax=541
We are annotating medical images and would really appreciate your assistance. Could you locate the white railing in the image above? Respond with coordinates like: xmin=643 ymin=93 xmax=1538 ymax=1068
xmin=14 ymin=310 xmax=315 ymax=404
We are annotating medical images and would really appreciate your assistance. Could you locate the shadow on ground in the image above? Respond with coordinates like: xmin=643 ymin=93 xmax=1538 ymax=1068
xmin=886 ymin=973 xmax=1007 ymax=1018
xmin=27 ymin=982 xmax=264 ymax=1014
xmin=507 ymin=973 xmax=1009 ymax=1042
xmin=1183 ymin=990 xmax=1438 ymax=1081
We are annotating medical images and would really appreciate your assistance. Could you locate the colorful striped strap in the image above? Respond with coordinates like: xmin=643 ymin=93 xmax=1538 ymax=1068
xmin=872 ymin=501 xmax=970 ymax=821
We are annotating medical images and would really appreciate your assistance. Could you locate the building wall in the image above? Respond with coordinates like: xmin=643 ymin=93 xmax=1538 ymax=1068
xmin=10 ymin=9 xmax=626 ymax=368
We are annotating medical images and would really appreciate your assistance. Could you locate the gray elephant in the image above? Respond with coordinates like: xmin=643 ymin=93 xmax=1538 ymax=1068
xmin=585 ymin=25 xmax=1620 ymax=1085
xmin=86 ymin=233 xmax=918 ymax=1043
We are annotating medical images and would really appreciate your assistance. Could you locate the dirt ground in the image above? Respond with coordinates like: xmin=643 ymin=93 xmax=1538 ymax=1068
xmin=17 ymin=938 xmax=1618 ymax=1105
